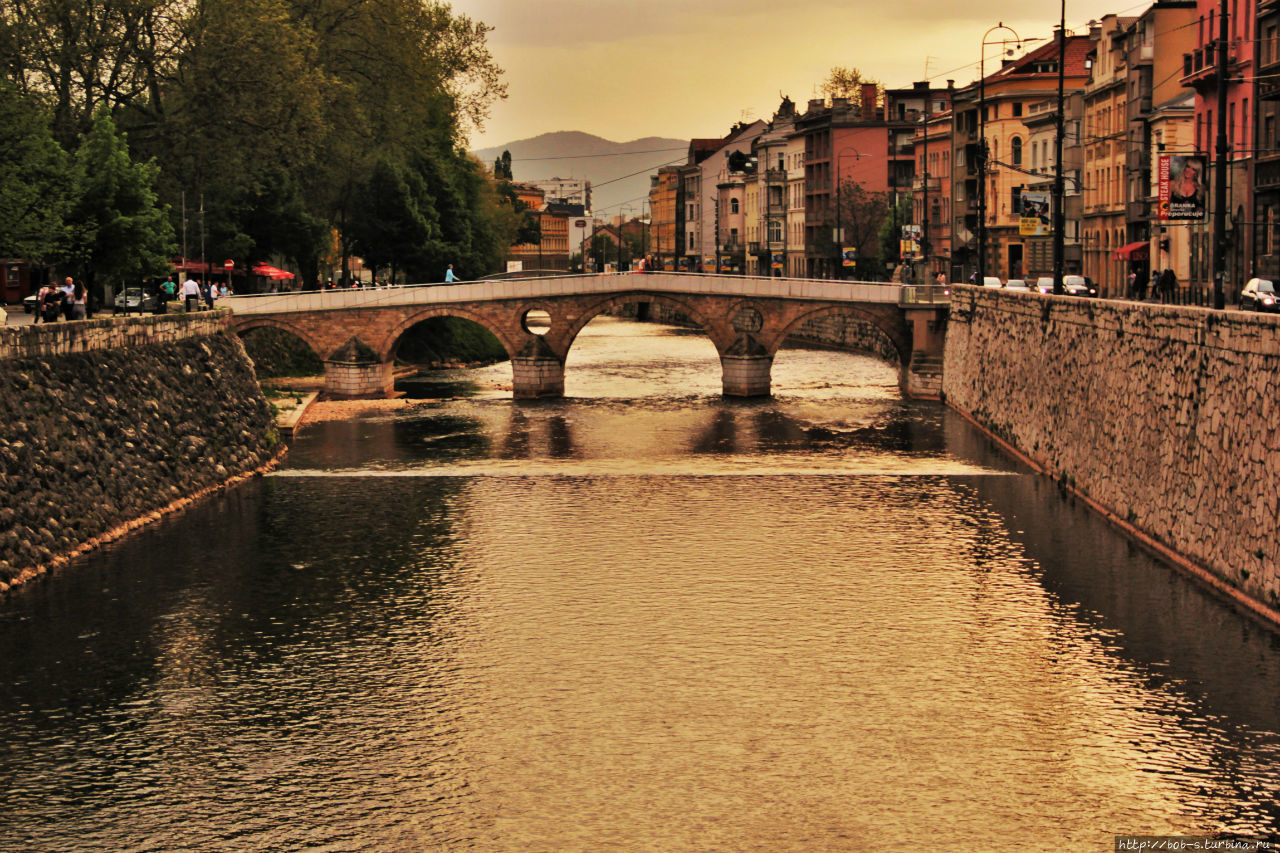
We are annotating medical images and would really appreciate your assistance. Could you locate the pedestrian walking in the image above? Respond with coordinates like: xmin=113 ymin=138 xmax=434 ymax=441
xmin=60 ymin=277 xmax=75 ymax=321
xmin=1127 ymin=271 xmax=1137 ymax=299
xmin=1135 ymin=270 xmax=1148 ymax=301
xmin=181 ymin=275 xmax=201 ymax=312
xmin=70 ymin=280 xmax=87 ymax=320
xmin=444 ymin=264 xmax=458 ymax=283
xmin=1159 ymin=268 xmax=1176 ymax=304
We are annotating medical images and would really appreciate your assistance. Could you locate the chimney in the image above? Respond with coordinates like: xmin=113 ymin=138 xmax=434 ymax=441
xmin=807 ymin=98 xmax=825 ymax=113
xmin=861 ymin=83 xmax=878 ymax=120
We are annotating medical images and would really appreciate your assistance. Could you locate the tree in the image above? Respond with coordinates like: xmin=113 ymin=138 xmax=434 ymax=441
xmin=63 ymin=108 xmax=174 ymax=299
xmin=493 ymin=150 xmax=513 ymax=180
xmin=0 ymin=80 xmax=74 ymax=261
xmin=824 ymin=178 xmax=890 ymax=279
xmin=821 ymin=66 xmax=880 ymax=111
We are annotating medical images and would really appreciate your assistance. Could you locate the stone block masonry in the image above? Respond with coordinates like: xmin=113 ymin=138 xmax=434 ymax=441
xmin=944 ymin=287 xmax=1280 ymax=623
xmin=0 ymin=312 xmax=280 ymax=592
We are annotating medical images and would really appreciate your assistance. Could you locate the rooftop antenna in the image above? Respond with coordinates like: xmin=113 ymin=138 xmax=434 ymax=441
xmin=924 ymin=56 xmax=937 ymax=79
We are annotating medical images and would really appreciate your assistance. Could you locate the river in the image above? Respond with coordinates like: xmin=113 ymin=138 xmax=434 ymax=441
xmin=0 ymin=316 xmax=1278 ymax=851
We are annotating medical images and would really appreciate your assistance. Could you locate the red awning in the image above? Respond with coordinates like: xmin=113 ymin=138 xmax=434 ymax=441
xmin=252 ymin=262 xmax=296 ymax=280
xmin=1114 ymin=241 xmax=1150 ymax=261
xmin=171 ymin=257 xmax=212 ymax=273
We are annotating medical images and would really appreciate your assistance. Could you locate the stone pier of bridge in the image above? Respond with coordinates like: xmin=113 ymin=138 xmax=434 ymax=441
xmin=222 ymin=274 xmax=949 ymax=400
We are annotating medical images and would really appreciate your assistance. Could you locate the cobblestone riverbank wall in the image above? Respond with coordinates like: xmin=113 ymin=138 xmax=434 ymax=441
xmin=0 ymin=311 xmax=279 ymax=592
xmin=943 ymin=287 xmax=1280 ymax=621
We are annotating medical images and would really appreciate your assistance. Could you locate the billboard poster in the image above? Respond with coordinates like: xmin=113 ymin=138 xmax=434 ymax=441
xmin=1018 ymin=191 xmax=1051 ymax=237
xmin=770 ymin=253 xmax=783 ymax=270
xmin=1159 ymin=155 xmax=1207 ymax=221
xmin=900 ymin=225 xmax=921 ymax=259
xmin=841 ymin=247 xmax=857 ymax=268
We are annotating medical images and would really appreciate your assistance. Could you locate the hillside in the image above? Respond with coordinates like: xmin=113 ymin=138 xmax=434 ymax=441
xmin=472 ymin=131 xmax=687 ymax=216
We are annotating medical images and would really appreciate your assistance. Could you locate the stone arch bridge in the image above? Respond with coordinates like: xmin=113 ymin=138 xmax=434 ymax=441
xmin=222 ymin=273 xmax=949 ymax=399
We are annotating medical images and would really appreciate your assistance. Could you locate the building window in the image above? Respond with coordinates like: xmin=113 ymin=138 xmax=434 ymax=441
xmin=1012 ymin=102 xmax=1023 ymax=117
xmin=1011 ymin=137 xmax=1023 ymax=166
xmin=730 ymin=198 xmax=740 ymax=214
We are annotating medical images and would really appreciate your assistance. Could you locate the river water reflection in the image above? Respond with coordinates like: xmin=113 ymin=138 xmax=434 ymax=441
xmin=1 ymin=317 xmax=1278 ymax=851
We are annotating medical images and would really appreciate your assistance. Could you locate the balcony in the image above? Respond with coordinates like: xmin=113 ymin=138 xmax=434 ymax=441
xmin=1182 ymin=43 xmax=1234 ymax=90
xmin=763 ymin=168 xmax=787 ymax=184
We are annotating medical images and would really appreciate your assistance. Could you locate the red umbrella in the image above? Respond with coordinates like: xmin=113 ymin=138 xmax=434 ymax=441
xmin=252 ymin=262 xmax=296 ymax=280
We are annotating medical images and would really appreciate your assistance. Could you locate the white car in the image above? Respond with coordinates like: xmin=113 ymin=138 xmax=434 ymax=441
xmin=1004 ymin=279 xmax=1030 ymax=291
xmin=982 ymin=276 xmax=1002 ymax=288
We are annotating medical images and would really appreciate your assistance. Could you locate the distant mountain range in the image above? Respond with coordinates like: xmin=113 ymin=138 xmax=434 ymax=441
xmin=472 ymin=131 xmax=688 ymax=217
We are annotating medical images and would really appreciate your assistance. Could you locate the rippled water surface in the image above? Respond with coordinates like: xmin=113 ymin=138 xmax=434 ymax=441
xmin=1 ymin=317 xmax=1279 ymax=852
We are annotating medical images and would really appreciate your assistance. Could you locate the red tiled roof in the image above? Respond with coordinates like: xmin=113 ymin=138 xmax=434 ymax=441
xmin=992 ymin=34 xmax=1093 ymax=80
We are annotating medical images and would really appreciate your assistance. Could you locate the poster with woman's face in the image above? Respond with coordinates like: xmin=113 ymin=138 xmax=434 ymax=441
xmin=1159 ymin=154 xmax=1207 ymax=221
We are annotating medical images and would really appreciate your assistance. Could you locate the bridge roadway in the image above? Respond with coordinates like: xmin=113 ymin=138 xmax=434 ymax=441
xmin=221 ymin=272 xmax=949 ymax=399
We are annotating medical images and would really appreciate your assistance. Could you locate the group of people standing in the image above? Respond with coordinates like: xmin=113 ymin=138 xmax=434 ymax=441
xmin=1128 ymin=268 xmax=1178 ymax=303
xmin=33 ymin=277 xmax=88 ymax=323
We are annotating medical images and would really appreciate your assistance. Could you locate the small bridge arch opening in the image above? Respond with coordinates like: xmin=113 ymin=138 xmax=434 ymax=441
xmin=561 ymin=293 xmax=725 ymax=397
xmin=234 ymin=320 xmax=325 ymax=378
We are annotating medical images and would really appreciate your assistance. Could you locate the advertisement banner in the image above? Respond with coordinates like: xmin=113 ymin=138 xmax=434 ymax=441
xmin=1019 ymin=191 xmax=1051 ymax=237
xmin=770 ymin=253 xmax=783 ymax=270
xmin=841 ymin=247 xmax=857 ymax=268
xmin=1159 ymin=155 xmax=1207 ymax=221
xmin=900 ymin=225 xmax=920 ymax=259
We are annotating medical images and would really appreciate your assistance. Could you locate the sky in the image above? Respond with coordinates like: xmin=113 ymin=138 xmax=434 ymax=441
xmin=451 ymin=0 xmax=1148 ymax=153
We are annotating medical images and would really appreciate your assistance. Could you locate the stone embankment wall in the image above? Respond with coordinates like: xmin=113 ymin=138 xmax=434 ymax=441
xmin=0 ymin=312 xmax=279 ymax=592
xmin=944 ymin=287 xmax=1280 ymax=619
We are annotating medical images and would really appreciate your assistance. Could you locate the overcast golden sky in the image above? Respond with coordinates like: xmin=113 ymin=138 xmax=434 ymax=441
xmin=452 ymin=0 xmax=1142 ymax=150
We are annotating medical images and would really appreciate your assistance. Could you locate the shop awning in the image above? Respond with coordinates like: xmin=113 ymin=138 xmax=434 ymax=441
xmin=252 ymin=262 xmax=296 ymax=280
xmin=1114 ymin=241 xmax=1150 ymax=261
xmin=171 ymin=257 xmax=212 ymax=273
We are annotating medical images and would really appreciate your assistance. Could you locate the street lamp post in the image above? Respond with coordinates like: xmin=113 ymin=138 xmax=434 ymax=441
xmin=1053 ymin=3 xmax=1067 ymax=294
xmin=978 ymin=22 xmax=1024 ymax=284
xmin=833 ymin=148 xmax=868 ymax=279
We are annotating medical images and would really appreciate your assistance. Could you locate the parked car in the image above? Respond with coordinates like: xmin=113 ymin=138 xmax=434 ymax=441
xmin=1062 ymin=274 xmax=1098 ymax=297
xmin=1004 ymin=278 xmax=1030 ymax=291
xmin=981 ymin=276 xmax=1002 ymax=288
xmin=1036 ymin=277 xmax=1055 ymax=294
xmin=1240 ymin=277 xmax=1279 ymax=312
xmin=113 ymin=286 xmax=158 ymax=314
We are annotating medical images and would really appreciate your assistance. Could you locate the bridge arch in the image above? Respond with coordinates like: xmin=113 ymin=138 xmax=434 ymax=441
xmin=561 ymin=292 xmax=721 ymax=353
xmin=380 ymin=306 xmax=521 ymax=363
xmin=773 ymin=304 xmax=910 ymax=366
xmin=230 ymin=317 xmax=328 ymax=362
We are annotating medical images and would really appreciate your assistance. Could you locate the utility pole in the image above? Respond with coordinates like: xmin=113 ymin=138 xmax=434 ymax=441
xmin=1053 ymin=2 xmax=1067 ymax=294
xmin=1211 ymin=0 xmax=1229 ymax=309
xmin=921 ymin=89 xmax=931 ymax=279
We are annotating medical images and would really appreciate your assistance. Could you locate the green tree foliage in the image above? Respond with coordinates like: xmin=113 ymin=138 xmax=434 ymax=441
xmin=63 ymin=108 xmax=174 ymax=295
xmin=0 ymin=79 xmax=73 ymax=260
xmin=825 ymin=178 xmax=890 ymax=279
xmin=0 ymin=0 xmax=509 ymax=288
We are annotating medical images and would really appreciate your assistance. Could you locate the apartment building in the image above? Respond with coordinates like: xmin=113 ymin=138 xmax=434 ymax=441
xmin=1083 ymin=15 xmax=1138 ymax=296
xmin=951 ymin=36 xmax=1092 ymax=282
xmin=1254 ymin=0 xmax=1280 ymax=279
xmin=794 ymin=85 xmax=896 ymax=279
xmin=1181 ymin=0 xmax=1256 ymax=293
xmin=746 ymin=98 xmax=799 ymax=277
xmin=1019 ymin=93 xmax=1085 ymax=280
xmin=648 ymin=166 xmax=682 ymax=271
xmin=1120 ymin=1 xmax=1198 ymax=287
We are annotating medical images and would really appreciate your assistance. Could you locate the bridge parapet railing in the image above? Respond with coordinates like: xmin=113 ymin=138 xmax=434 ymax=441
xmin=220 ymin=272 xmax=912 ymax=316
xmin=898 ymin=284 xmax=953 ymax=307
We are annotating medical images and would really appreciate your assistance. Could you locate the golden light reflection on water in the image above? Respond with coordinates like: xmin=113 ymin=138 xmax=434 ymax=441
xmin=411 ymin=475 xmax=1269 ymax=850
xmin=0 ymin=319 xmax=1277 ymax=852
